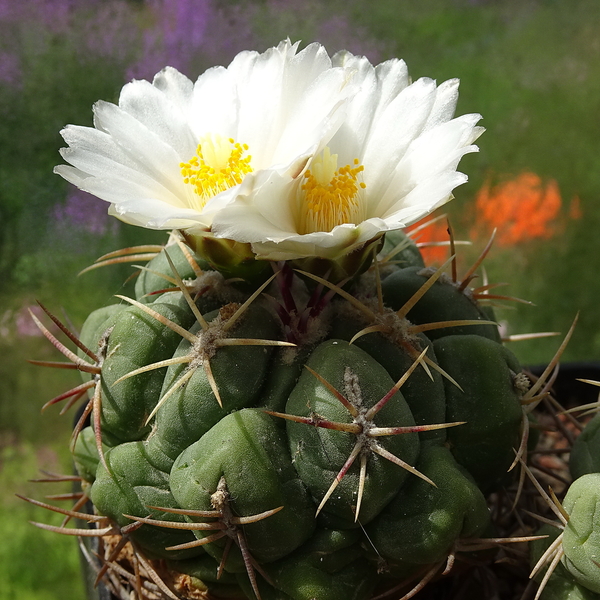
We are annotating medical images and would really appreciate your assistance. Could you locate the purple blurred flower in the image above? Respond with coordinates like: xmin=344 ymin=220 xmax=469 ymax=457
xmin=2 ymin=0 xmax=384 ymax=91
xmin=194 ymin=3 xmax=260 ymax=65
xmin=15 ymin=305 xmax=45 ymax=337
xmin=0 ymin=52 xmax=20 ymax=86
xmin=255 ymin=0 xmax=384 ymax=63
xmin=126 ymin=0 xmax=383 ymax=84
xmin=316 ymin=14 xmax=383 ymax=63
xmin=80 ymin=2 xmax=139 ymax=61
xmin=127 ymin=0 xmax=210 ymax=79
xmin=0 ymin=0 xmax=124 ymax=91
xmin=0 ymin=0 xmax=79 ymax=33
xmin=52 ymin=188 xmax=119 ymax=237
xmin=0 ymin=304 xmax=59 ymax=339
xmin=127 ymin=0 xmax=259 ymax=80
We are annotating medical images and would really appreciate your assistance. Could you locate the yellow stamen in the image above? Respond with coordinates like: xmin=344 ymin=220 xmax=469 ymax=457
xmin=180 ymin=134 xmax=253 ymax=210
xmin=299 ymin=147 xmax=366 ymax=234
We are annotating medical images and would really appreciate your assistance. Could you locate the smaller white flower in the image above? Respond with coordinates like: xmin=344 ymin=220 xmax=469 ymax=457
xmin=211 ymin=53 xmax=484 ymax=260
xmin=54 ymin=40 xmax=354 ymax=232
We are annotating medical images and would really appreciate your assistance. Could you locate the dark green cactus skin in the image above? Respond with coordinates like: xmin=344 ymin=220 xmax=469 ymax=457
xmin=77 ymin=304 xmax=125 ymax=355
xmin=366 ymin=445 xmax=489 ymax=569
xmin=242 ymin=529 xmax=376 ymax=600
xmin=92 ymin=440 xmax=204 ymax=560
xmin=381 ymin=266 xmax=501 ymax=341
xmin=571 ymin=413 xmax=600 ymax=480
xmin=167 ymin=555 xmax=242 ymax=597
xmin=135 ymin=243 xmax=201 ymax=303
xmin=73 ymin=425 xmax=102 ymax=485
xmin=528 ymin=474 xmax=600 ymax=599
xmin=329 ymin=321 xmax=447 ymax=448
xmin=433 ymin=334 xmax=523 ymax=492
xmin=149 ymin=304 xmax=280 ymax=462
xmin=74 ymin=234 xmax=531 ymax=600
xmin=379 ymin=229 xmax=425 ymax=271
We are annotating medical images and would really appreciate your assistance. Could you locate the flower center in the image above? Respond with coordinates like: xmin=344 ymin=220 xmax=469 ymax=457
xmin=299 ymin=147 xmax=366 ymax=234
xmin=180 ymin=134 xmax=253 ymax=210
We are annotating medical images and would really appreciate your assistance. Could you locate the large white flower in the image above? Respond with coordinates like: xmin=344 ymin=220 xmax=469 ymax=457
xmin=54 ymin=40 xmax=355 ymax=231
xmin=211 ymin=52 xmax=484 ymax=260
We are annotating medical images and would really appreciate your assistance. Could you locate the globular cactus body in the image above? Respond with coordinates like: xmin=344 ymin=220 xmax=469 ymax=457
xmin=527 ymin=400 xmax=600 ymax=600
xmin=529 ymin=473 xmax=600 ymax=600
xmin=561 ymin=473 xmax=600 ymax=595
xmin=571 ymin=413 xmax=600 ymax=480
xmin=59 ymin=233 xmax=534 ymax=600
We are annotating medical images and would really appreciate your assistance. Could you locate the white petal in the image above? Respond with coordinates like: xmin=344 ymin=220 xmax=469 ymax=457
xmin=65 ymin=174 xmax=192 ymax=223
xmin=370 ymin=115 xmax=482 ymax=217
xmin=107 ymin=202 xmax=208 ymax=230
xmin=250 ymin=218 xmax=387 ymax=260
xmin=92 ymin=101 xmax=186 ymax=189
xmin=423 ymin=78 xmax=460 ymax=131
xmin=382 ymin=171 xmax=470 ymax=225
xmin=211 ymin=173 xmax=301 ymax=243
xmin=118 ymin=76 xmax=197 ymax=158
xmin=59 ymin=122 xmax=189 ymax=210
xmin=328 ymin=55 xmax=411 ymax=165
xmin=56 ymin=40 xmax=482 ymax=259
xmin=152 ymin=66 xmax=195 ymax=111
xmin=402 ymin=114 xmax=483 ymax=180
xmin=53 ymin=164 xmax=90 ymax=189
xmin=361 ymin=77 xmax=438 ymax=193
xmin=60 ymin=125 xmax=139 ymax=171
xmin=187 ymin=65 xmax=238 ymax=138
xmin=231 ymin=42 xmax=353 ymax=167
xmin=214 ymin=56 xmax=483 ymax=261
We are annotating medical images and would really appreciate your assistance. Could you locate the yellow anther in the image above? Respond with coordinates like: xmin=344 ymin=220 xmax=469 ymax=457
xmin=299 ymin=149 xmax=366 ymax=234
xmin=180 ymin=134 xmax=253 ymax=211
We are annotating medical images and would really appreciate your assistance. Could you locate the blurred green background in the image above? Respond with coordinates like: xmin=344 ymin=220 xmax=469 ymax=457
xmin=1 ymin=0 xmax=600 ymax=597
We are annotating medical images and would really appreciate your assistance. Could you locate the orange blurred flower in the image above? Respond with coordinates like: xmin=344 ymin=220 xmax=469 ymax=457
xmin=406 ymin=218 xmax=450 ymax=265
xmin=471 ymin=172 xmax=573 ymax=246
xmin=405 ymin=173 xmax=582 ymax=267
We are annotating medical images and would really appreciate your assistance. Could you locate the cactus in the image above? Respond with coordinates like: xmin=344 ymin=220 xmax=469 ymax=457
xmin=528 ymin=471 xmax=600 ymax=600
xmin=27 ymin=233 xmax=552 ymax=600
xmin=22 ymin=40 xmax=600 ymax=600
xmin=524 ymin=386 xmax=600 ymax=600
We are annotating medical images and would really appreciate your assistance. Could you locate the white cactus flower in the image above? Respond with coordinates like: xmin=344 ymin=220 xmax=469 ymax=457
xmin=211 ymin=52 xmax=484 ymax=260
xmin=54 ymin=40 xmax=355 ymax=231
